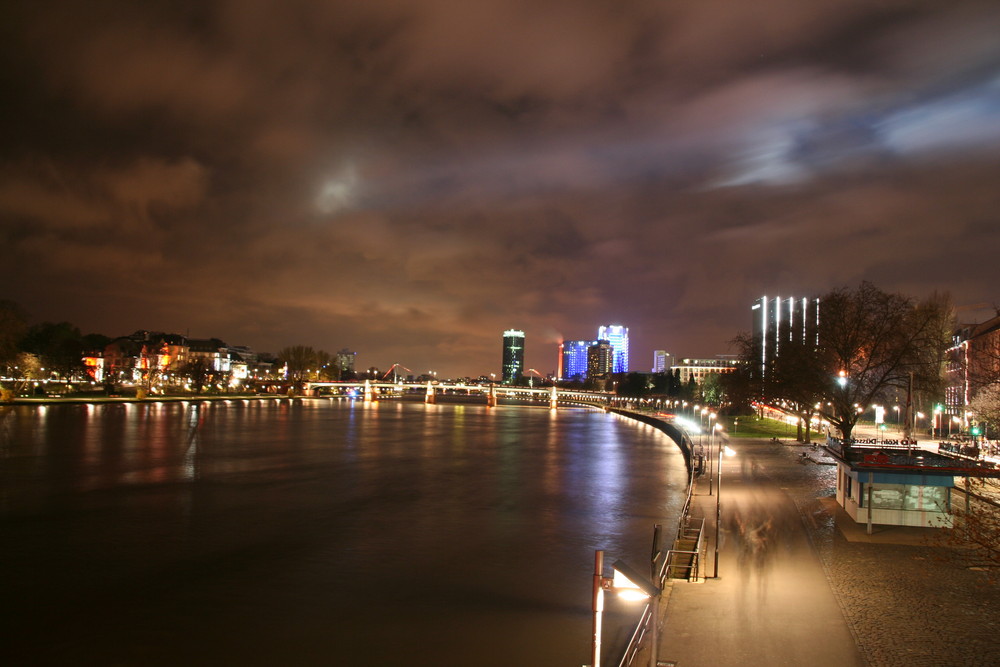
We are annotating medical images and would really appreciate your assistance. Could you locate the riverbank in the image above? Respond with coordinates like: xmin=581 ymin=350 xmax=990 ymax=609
xmin=0 ymin=393 xmax=300 ymax=406
xmin=599 ymin=410 xmax=1000 ymax=667
xmin=647 ymin=438 xmax=1000 ymax=667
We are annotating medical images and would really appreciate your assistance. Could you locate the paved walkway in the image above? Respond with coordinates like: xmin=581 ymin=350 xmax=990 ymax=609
xmin=631 ymin=437 xmax=1000 ymax=667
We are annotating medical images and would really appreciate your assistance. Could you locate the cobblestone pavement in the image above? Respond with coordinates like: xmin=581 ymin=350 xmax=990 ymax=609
xmin=764 ymin=441 xmax=1000 ymax=667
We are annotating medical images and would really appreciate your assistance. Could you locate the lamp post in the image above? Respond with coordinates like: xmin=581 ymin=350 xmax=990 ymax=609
xmin=591 ymin=551 xmax=661 ymax=667
xmin=591 ymin=550 xmax=605 ymax=667
xmin=708 ymin=412 xmax=717 ymax=496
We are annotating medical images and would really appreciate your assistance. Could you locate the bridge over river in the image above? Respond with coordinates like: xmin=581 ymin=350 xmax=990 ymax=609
xmin=302 ymin=380 xmax=615 ymax=408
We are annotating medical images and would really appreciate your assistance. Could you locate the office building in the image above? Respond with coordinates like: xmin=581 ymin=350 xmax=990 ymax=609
xmin=947 ymin=314 xmax=1000 ymax=418
xmin=501 ymin=330 xmax=525 ymax=384
xmin=559 ymin=340 xmax=592 ymax=381
xmin=751 ymin=296 xmax=820 ymax=374
xmin=588 ymin=340 xmax=613 ymax=379
xmin=652 ymin=350 xmax=672 ymax=374
xmin=597 ymin=324 xmax=629 ymax=373
xmin=672 ymin=357 xmax=740 ymax=385
xmin=336 ymin=348 xmax=356 ymax=374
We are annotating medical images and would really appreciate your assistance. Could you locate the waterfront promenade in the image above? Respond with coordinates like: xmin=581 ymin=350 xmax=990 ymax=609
xmin=634 ymin=436 xmax=1000 ymax=667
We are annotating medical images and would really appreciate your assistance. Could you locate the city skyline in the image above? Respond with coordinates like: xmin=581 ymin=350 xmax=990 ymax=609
xmin=3 ymin=2 xmax=1000 ymax=379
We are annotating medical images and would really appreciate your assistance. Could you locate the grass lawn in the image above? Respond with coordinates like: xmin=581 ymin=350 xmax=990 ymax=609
xmin=719 ymin=414 xmax=822 ymax=441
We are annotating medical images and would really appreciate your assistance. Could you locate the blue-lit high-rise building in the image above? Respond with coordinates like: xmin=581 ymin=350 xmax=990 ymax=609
xmin=559 ymin=340 xmax=592 ymax=381
xmin=501 ymin=329 xmax=525 ymax=384
xmin=597 ymin=325 xmax=629 ymax=373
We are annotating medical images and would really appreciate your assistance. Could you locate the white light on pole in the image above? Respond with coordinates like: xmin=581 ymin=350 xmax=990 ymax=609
xmin=591 ymin=551 xmax=661 ymax=667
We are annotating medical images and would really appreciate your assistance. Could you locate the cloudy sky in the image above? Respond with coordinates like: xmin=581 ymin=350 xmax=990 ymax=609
xmin=2 ymin=0 xmax=999 ymax=378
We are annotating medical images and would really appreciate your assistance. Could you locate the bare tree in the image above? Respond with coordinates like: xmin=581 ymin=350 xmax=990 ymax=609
xmin=277 ymin=345 xmax=324 ymax=393
xmin=937 ymin=477 xmax=1000 ymax=583
xmin=816 ymin=283 xmax=952 ymax=444
xmin=137 ymin=342 xmax=167 ymax=396
xmin=969 ymin=386 xmax=1000 ymax=438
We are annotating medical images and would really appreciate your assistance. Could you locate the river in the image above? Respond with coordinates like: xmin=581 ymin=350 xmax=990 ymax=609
xmin=0 ymin=399 xmax=688 ymax=666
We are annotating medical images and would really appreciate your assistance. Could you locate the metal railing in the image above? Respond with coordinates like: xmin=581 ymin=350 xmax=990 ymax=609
xmin=661 ymin=516 xmax=704 ymax=582
xmin=615 ymin=448 xmax=704 ymax=666
xmin=616 ymin=602 xmax=656 ymax=667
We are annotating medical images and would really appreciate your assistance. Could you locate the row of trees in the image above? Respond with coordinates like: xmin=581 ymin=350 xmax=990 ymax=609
xmin=0 ymin=301 xmax=112 ymax=394
xmin=276 ymin=345 xmax=352 ymax=385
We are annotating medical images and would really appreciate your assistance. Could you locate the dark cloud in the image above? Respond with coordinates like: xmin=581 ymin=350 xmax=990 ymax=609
xmin=2 ymin=0 xmax=999 ymax=377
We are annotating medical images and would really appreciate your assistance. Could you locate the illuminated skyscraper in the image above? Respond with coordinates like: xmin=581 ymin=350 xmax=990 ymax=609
xmin=559 ymin=340 xmax=591 ymax=381
xmin=652 ymin=350 xmax=672 ymax=373
xmin=588 ymin=340 xmax=613 ymax=379
xmin=751 ymin=296 xmax=820 ymax=375
xmin=597 ymin=325 xmax=629 ymax=373
xmin=501 ymin=329 xmax=525 ymax=384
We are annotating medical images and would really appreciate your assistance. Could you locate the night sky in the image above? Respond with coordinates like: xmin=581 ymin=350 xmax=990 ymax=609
xmin=2 ymin=1 xmax=999 ymax=378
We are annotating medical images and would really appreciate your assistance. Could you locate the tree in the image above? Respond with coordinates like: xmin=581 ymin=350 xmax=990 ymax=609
xmin=816 ymin=283 xmax=952 ymax=444
xmin=700 ymin=372 xmax=724 ymax=405
xmin=181 ymin=357 xmax=212 ymax=393
xmin=315 ymin=350 xmax=335 ymax=380
xmin=20 ymin=321 xmax=87 ymax=379
xmin=0 ymin=301 xmax=28 ymax=366
xmin=767 ymin=335 xmax=828 ymax=443
xmin=684 ymin=376 xmax=698 ymax=401
xmin=731 ymin=330 xmax=824 ymax=437
xmin=969 ymin=386 xmax=1000 ymax=439
xmin=718 ymin=361 xmax=755 ymax=415
xmin=0 ymin=301 xmax=28 ymax=396
xmin=614 ymin=372 xmax=649 ymax=397
xmin=936 ymin=476 xmax=1000 ymax=584
xmin=650 ymin=372 xmax=670 ymax=395
xmin=277 ymin=345 xmax=337 ymax=392
xmin=137 ymin=342 xmax=167 ymax=394
xmin=4 ymin=352 xmax=43 ymax=396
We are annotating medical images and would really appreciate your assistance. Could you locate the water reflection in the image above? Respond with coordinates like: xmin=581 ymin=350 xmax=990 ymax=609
xmin=0 ymin=401 xmax=687 ymax=666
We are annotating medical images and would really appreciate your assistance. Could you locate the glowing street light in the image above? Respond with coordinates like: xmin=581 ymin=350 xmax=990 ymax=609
xmin=707 ymin=413 xmax=718 ymax=495
xmin=591 ymin=551 xmax=661 ymax=667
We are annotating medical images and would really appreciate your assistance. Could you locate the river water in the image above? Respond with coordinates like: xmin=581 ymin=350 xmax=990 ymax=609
xmin=0 ymin=399 xmax=688 ymax=666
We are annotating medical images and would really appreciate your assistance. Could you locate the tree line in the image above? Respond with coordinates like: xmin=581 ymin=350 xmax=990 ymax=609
xmin=0 ymin=299 xmax=354 ymax=395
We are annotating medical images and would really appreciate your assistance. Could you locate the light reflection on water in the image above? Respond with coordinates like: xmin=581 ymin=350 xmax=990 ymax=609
xmin=0 ymin=400 xmax=687 ymax=666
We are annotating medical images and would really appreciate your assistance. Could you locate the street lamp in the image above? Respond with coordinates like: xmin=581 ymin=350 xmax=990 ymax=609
xmin=707 ymin=412 xmax=717 ymax=496
xmin=591 ymin=551 xmax=661 ymax=667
